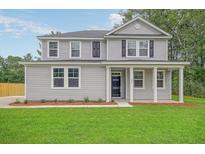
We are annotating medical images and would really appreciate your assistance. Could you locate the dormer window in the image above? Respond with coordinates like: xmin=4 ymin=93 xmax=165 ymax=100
xmin=48 ymin=41 xmax=58 ymax=58
xmin=70 ymin=41 xmax=81 ymax=58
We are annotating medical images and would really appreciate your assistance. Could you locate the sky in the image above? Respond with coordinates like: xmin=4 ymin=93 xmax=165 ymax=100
xmin=0 ymin=9 xmax=124 ymax=58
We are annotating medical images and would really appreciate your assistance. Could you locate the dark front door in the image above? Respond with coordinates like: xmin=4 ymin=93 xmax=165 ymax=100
xmin=112 ymin=75 xmax=121 ymax=97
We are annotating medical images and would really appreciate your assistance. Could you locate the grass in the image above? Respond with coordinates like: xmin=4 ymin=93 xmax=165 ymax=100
xmin=0 ymin=105 xmax=205 ymax=143
xmin=172 ymin=95 xmax=205 ymax=103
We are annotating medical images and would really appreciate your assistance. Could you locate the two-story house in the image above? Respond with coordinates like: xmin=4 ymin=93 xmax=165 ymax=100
xmin=21 ymin=17 xmax=189 ymax=103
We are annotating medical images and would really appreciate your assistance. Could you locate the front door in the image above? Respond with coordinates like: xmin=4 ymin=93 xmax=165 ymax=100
xmin=111 ymin=73 xmax=121 ymax=97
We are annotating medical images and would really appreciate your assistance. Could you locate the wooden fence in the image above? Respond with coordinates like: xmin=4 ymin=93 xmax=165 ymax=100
xmin=0 ymin=83 xmax=25 ymax=97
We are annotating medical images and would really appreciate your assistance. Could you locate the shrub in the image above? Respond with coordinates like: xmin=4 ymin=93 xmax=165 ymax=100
xmin=54 ymin=98 xmax=58 ymax=103
xmin=68 ymin=99 xmax=74 ymax=103
xmin=15 ymin=99 xmax=20 ymax=104
xmin=24 ymin=99 xmax=28 ymax=104
xmin=41 ymin=99 xmax=46 ymax=103
xmin=98 ymin=98 xmax=103 ymax=102
xmin=84 ymin=97 xmax=89 ymax=103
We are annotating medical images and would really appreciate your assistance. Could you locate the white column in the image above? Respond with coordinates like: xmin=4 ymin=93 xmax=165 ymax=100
xmin=125 ymin=68 xmax=128 ymax=99
xmin=130 ymin=67 xmax=133 ymax=102
xmin=153 ymin=67 xmax=158 ymax=102
xmin=106 ymin=66 xmax=110 ymax=102
xmin=179 ymin=67 xmax=184 ymax=103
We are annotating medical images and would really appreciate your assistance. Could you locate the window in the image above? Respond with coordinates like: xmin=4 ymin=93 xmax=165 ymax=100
xmin=92 ymin=41 xmax=100 ymax=58
xmin=70 ymin=41 xmax=81 ymax=58
xmin=134 ymin=70 xmax=144 ymax=88
xmin=126 ymin=40 xmax=149 ymax=57
xmin=157 ymin=71 xmax=165 ymax=88
xmin=127 ymin=40 xmax=136 ymax=56
xmin=53 ymin=68 xmax=64 ymax=87
xmin=68 ymin=68 xmax=79 ymax=88
xmin=139 ymin=40 xmax=149 ymax=56
xmin=48 ymin=41 xmax=58 ymax=57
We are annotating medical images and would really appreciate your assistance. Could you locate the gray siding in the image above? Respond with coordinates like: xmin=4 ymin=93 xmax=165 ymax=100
xmin=26 ymin=65 xmax=106 ymax=100
xmin=107 ymin=39 xmax=168 ymax=61
xmin=41 ymin=40 xmax=107 ymax=60
xmin=126 ymin=68 xmax=171 ymax=100
xmin=113 ymin=20 xmax=162 ymax=35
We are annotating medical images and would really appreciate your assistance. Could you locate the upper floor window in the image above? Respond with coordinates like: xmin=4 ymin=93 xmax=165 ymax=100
xmin=48 ymin=41 xmax=58 ymax=57
xmin=127 ymin=40 xmax=136 ymax=57
xmin=157 ymin=70 xmax=165 ymax=88
xmin=70 ymin=41 xmax=81 ymax=58
xmin=139 ymin=40 xmax=149 ymax=57
xmin=134 ymin=70 xmax=144 ymax=89
xmin=126 ymin=40 xmax=149 ymax=57
xmin=92 ymin=41 xmax=100 ymax=58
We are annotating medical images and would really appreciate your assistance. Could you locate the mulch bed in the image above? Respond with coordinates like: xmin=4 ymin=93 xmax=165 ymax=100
xmin=10 ymin=101 xmax=117 ymax=106
xmin=129 ymin=102 xmax=203 ymax=107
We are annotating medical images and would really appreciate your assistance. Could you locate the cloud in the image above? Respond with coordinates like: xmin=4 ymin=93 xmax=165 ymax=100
xmin=0 ymin=15 xmax=57 ymax=37
xmin=86 ymin=13 xmax=123 ymax=30
xmin=108 ymin=13 xmax=123 ymax=26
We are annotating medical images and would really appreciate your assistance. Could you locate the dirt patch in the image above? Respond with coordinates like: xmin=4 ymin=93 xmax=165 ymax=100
xmin=10 ymin=101 xmax=117 ymax=106
xmin=129 ymin=102 xmax=203 ymax=107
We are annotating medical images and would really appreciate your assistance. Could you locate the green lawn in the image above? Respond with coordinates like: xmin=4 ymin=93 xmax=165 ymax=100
xmin=1 ymin=105 xmax=205 ymax=143
xmin=172 ymin=95 xmax=205 ymax=103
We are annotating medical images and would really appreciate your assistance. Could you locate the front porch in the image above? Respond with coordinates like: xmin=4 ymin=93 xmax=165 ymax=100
xmin=105 ymin=64 xmax=185 ymax=103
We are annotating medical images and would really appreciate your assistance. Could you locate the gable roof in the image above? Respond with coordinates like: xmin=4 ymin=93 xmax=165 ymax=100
xmin=38 ymin=30 xmax=109 ymax=39
xmin=105 ymin=16 xmax=171 ymax=37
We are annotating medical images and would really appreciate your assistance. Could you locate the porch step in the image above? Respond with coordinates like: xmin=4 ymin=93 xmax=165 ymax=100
xmin=114 ymin=99 xmax=132 ymax=107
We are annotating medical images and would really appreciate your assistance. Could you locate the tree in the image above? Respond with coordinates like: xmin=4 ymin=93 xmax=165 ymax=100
xmin=120 ymin=10 xmax=205 ymax=97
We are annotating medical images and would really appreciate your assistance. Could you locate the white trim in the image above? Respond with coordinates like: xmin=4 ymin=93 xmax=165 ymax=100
xmin=38 ymin=37 xmax=104 ymax=40
xmin=133 ymin=70 xmax=145 ymax=89
xmin=125 ymin=68 xmax=128 ymax=99
xmin=106 ymin=66 xmax=110 ymax=102
xmin=91 ymin=40 xmax=101 ymax=59
xmin=179 ymin=67 xmax=184 ymax=103
xmin=24 ymin=66 xmax=27 ymax=98
xmin=106 ymin=39 xmax=109 ymax=60
xmin=153 ymin=67 xmax=158 ymax=102
xmin=47 ymin=40 xmax=59 ymax=58
xmin=70 ymin=41 xmax=81 ymax=59
xmin=51 ymin=66 xmax=81 ymax=89
xmin=126 ymin=40 xmax=150 ymax=58
xmin=105 ymin=16 xmax=171 ymax=37
xmin=20 ymin=61 xmax=190 ymax=67
xmin=157 ymin=70 xmax=165 ymax=89
xmin=169 ymin=69 xmax=172 ymax=100
xmin=104 ymin=35 xmax=172 ymax=39
xmin=129 ymin=67 xmax=134 ymax=102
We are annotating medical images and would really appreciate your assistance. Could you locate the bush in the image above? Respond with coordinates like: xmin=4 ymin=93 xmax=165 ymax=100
xmin=24 ymin=100 xmax=28 ymax=104
xmin=84 ymin=97 xmax=89 ymax=103
xmin=54 ymin=98 xmax=58 ymax=103
xmin=98 ymin=98 xmax=103 ymax=102
xmin=41 ymin=99 xmax=46 ymax=103
xmin=68 ymin=99 xmax=74 ymax=103
xmin=15 ymin=99 xmax=20 ymax=104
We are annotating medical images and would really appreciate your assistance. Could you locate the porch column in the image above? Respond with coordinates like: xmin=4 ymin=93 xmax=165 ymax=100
xmin=130 ymin=67 xmax=133 ymax=102
xmin=179 ymin=67 xmax=184 ymax=103
xmin=106 ymin=66 xmax=110 ymax=102
xmin=153 ymin=67 xmax=158 ymax=102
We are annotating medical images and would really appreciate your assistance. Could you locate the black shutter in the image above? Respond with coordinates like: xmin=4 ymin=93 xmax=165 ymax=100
xmin=149 ymin=40 xmax=154 ymax=58
xmin=122 ymin=40 xmax=126 ymax=57
xmin=92 ymin=41 xmax=100 ymax=58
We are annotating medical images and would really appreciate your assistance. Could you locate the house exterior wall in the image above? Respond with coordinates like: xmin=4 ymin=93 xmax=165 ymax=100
xmin=126 ymin=68 xmax=171 ymax=100
xmin=107 ymin=39 xmax=168 ymax=61
xmin=41 ymin=40 xmax=107 ymax=60
xmin=26 ymin=65 xmax=106 ymax=100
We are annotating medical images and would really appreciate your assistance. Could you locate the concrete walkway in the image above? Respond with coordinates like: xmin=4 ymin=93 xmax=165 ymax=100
xmin=0 ymin=96 xmax=25 ymax=108
xmin=114 ymin=99 xmax=132 ymax=107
